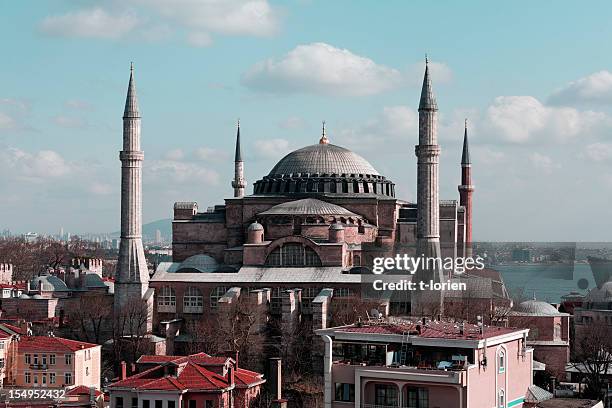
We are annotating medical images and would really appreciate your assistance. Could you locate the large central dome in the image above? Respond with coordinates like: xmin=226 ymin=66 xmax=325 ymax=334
xmin=268 ymin=144 xmax=380 ymax=177
xmin=253 ymin=141 xmax=395 ymax=198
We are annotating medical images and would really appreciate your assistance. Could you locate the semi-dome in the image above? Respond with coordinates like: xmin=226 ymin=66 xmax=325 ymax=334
xmin=513 ymin=299 xmax=561 ymax=316
xmin=30 ymin=275 xmax=69 ymax=292
xmin=253 ymin=141 xmax=395 ymax=198
xmin=259 ymin=198 xmax=357 ymax=217
xmin=176 ymin=254 xmax=219 ymax=273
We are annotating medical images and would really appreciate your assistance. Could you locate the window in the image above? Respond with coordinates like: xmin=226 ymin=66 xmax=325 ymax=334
xmin=184 ymin=287 xmax=204 ymax=313
xmin=33 ymin=354 xmax=39 ymax=364
xmin=158 ymin=286 xmax=176 ymax=311
xmin=498 ymin=389 xmax=505 ymax=408
xmin=65 ymin=354 xmax=72 ymax=365
xmin=270 ymin=287 xmax=283 ymax=314
xmin=42 ymin=374 xmax=47 ymax=385
xmin=168 ymin=402 xmax=175 ymax=408
xmin=206 ymin=401 xmax=213 ymax=408
xmin=116 ymin=397 xmax=124 ymax=408
xmin=25 ymin=372 xmax=31 ymax=384
xmin=155 ymin=400 xmax=162 ymax=408
xmin=86 ymin=367 xmax=89 ymax=376
xmin=65 ymin=372 xmax=72 ymax=385
xmin=33 ymin=374 xmax=38 ymax=385
xmin=335 ymin=288 xmax=354 ymax=298
xmin=210 ymin=286 xmax=229 ymax=310
xmin=264 ymin=244 xmax=322 ymax=267
xmin=188 ymin=401 xmax=196 ymax=408
xmin=554 ymin=323 xmax=562 ymax=340
xmin=131 ymin=398 xmax=138 ymax=408
xmin=498 ymin=349 xmax=506 ymax=373
xmin=49 ymin=354 xmax=56 ymax=365
xmin=334 ymin=383 xmax=355 ymax=402
xmin=25 ymin=354 xmax=31 ymax=364
xmin=143 ymin=400 xmax=150 ymax=408
xmin=42 ymin=354 xmax=47 ymax=365
xmin=375 ymin=384 xmax=398 ymax=406
xmin=407 ymin=387 xmax=429 ymax=408
xmin=0 ymin=342 xmax=5 ymax=350
xmin=49 ymin=373 xmax=56 ymax=384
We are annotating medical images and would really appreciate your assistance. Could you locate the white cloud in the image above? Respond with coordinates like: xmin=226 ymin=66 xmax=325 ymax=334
xmin=0 ymin=112 xmax=16 ymax=130
xmin=253 ymin=138 xmax=291 ymax=159
xmin=147 ymin=160 xmax=220 ymax=185
xmin=138 ymin=0 xmax=281 ymax=37
xmin=39 ymin=1 xmax=281 ymax=44
xmin=65 ymin=99 xmax=93 ymax=110
xmin=583 ymin=142 xmax=612 ymax=162
xmin=164 ymin=148 xmax=185 ymax=161
xmin=484 ymin=95 xmax=610 ymax=143
xmin=529 ymin=152 xmax=560 ymax=174
xmin=242 ymin=43 xmax=404 ymax=96
xmin=549 ymin=71 xmax=612 ymax=106
xmin=186 ymin=31 xmax=213 ymax=47
xmin=193 ymin=147 xmax=228 ymax=161
xmin=39 ymin=8 xmax=141 ymax=39
xmin=1 ymin=148 xmax=71 ymax=182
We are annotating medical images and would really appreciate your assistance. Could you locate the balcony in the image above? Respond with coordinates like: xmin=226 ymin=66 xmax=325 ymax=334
xmin=29 ymin=364 xmax=48 ymax=370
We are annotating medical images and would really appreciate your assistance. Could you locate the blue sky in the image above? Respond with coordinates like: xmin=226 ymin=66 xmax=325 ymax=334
xmin=1 ymin=1 xmax=612 ymax=241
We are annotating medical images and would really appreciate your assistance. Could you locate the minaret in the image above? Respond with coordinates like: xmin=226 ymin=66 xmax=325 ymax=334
xmin=231 ymin=120 xmax=246 ymax=197
xmin=412 ymin=58 xmax=444 ymax=316
xmin=458 ymin=119 xmax=474 ymax=256
xmin=115 ymin=63 xmax=150 ymax=311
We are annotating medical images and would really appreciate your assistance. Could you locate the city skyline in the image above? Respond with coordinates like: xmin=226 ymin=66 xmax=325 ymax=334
xmin=2 ymin=1 xmax=612 ymax=240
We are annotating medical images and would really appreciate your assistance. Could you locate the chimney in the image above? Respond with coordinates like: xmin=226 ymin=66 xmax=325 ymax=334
xmin=269 ymin=358 xmax=282 ymax=400
xmin=120 ymin=361 xmax=127 ymax=380
xmin=227 ymin=365 xmax=235 ymax=387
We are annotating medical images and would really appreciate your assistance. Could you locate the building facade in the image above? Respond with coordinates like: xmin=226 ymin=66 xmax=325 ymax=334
xmin=316 ymin=320 xmax=533 ymax=408
xmin=108 ymin=353 xmax=265 ymax=408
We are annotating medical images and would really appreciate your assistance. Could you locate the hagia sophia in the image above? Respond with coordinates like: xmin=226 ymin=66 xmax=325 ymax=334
xmin=113 ymin=60 xmax=512 ymax=354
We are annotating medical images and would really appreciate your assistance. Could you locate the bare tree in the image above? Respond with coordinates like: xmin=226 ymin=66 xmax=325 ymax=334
xmin=111 ymin=297 xmax=153 ymax=369
xmin=65 ymin=295 xmax=113 ymax=344
xmin=571 ymin=324 xmax=612 ymax=400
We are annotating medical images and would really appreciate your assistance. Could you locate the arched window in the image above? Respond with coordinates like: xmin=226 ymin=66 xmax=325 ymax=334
xmin=157 ymin=286 xmax=176 ymax=313
xmin=266 ymin=247 xmax=281 ymax=266
xmin=284 ymin=243 xmax=304 ymax=266
xmin=210 ymin=286 xmax=228 ymax=311
xmin=305 ymin=247 xmax=321 ymax=266
xmin=498 ymin=348 xmax=506 ymax=373
xmin=498 ymin=389 xmax=505 ymax=408
xmin=183 ymin=287 xmax=203 ymax=313
xmin=265 ymin=244 xmax=322 ymax=267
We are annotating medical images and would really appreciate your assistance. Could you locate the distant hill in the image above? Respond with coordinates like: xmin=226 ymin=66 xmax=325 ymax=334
xmin=112 ymin=218 xmax=172 ymax=241
xmin=143 ymin=219 xmax=172 ymax=241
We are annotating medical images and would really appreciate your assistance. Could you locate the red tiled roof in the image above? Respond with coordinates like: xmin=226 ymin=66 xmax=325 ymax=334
xmin=335 ymin=321 xmax=520 ymax=340
xmin=17 ymin=335 xmax=99 ymax=352
xmin=66 ymin=385 xmax=102 ymax=397
xmin=114 ymin=353 xmax=264 ymax=392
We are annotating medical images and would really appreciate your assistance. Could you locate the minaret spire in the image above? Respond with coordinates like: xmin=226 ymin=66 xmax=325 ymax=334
xmin=459 ymin=118 xmax=474 ymax=256
xmin=413 ymin=58 xmax=444 ymax=316
xmin=116 ymin=63 xmax=151 ymax=326
xmin=232 ymin=119 xmax=246 ymax=197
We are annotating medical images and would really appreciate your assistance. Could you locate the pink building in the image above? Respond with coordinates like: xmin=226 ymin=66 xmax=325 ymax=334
xmin=108 ymin=353 xmax=265 ymax=408
xmin=12 ymin=335 xmax=101 ymax=390
xmin=317 ymin=320 xmax=533 ymax=408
